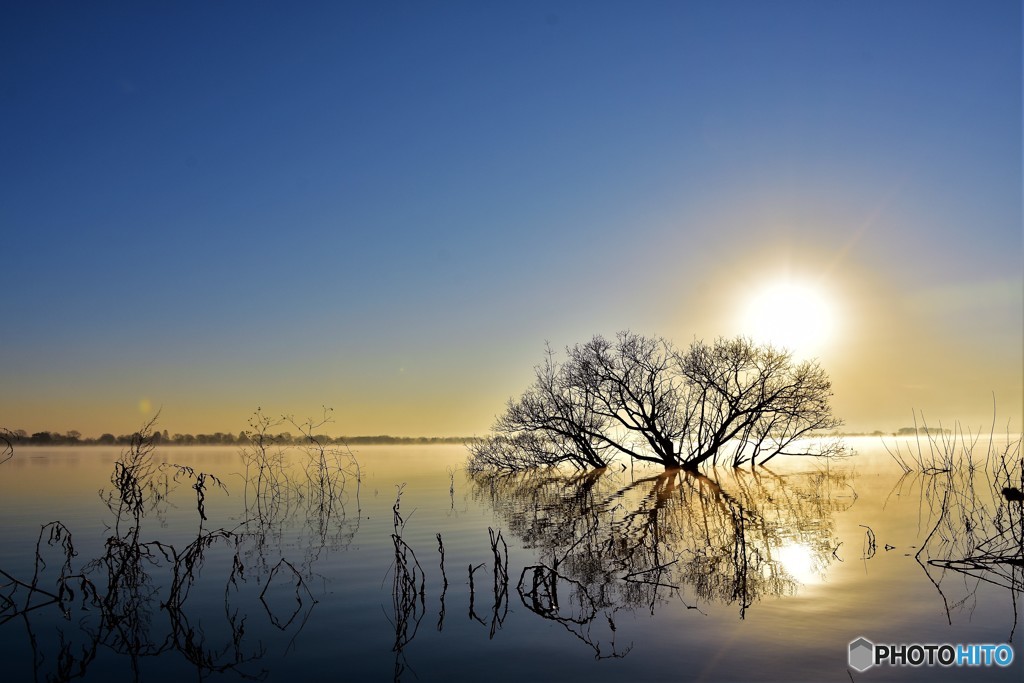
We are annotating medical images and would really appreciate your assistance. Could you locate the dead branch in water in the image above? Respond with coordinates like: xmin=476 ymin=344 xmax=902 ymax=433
xmin=468 ymin=562 xmax=485 ymax=625
xmin=859 ymin=525 xmax=876 ymax=560
xmin=387 ymin=485 xmax=425 ymax=675
xmin=488 ymin=527 xmax=509 ymax=637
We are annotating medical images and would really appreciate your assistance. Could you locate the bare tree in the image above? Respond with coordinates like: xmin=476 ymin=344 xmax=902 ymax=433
xmin=1 ymin=428 xmax=13 ymax=465
xmin=470 ymin=333 xmax=842 ymax=472
xmin=472 ymin=344 xmax=616 ymax=471
xmin=565 ymin=332 xmax=691 ymax=466
xmin=675 ymin=337 xmax=842 ymax=469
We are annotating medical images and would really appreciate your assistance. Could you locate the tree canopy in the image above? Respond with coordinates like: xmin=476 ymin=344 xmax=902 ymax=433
xmin=469 ymin=332 xmax=843 ymax=472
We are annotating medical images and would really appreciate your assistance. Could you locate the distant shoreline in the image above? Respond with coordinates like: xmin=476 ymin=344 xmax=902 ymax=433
xmin=8 ymin=430 xmax=1018 ymax=449
xmin=3 ymin=433 xmax=479 ymax=447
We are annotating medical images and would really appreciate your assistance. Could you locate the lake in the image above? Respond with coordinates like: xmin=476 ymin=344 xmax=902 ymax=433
xmin=0 ymin=436 xmax=1020 ymax=681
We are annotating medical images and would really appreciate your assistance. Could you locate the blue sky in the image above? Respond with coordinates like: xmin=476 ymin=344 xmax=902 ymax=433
xmin=2 ymin=1 xmax=1020 ymax=436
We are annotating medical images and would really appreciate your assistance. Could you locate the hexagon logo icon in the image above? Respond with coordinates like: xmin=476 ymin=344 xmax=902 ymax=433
xmin=849 ymin=637 xmax=875 ymax=672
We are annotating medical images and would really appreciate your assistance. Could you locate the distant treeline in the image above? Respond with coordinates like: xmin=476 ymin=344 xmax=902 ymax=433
xmin=2 ymin=426 xmax=952 ymax=447
xmin=894 ymin=426 xmax=951 ymax=436
xmin=832 ymin=428 xmax=954 ymax=437
xmin=3 ymin=429 xmax=477 ymax=447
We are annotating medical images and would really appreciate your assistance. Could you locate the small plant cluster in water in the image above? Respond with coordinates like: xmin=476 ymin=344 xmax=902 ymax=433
xmin=0 ymin=410 xmax=361 ymax=681
xmin=882 ymin=413 xmax=1024 ymax=639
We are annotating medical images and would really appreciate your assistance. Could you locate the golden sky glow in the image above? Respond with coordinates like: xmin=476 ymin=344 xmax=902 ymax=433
xmin=1 ymin=4 xmax=1020 ymax=439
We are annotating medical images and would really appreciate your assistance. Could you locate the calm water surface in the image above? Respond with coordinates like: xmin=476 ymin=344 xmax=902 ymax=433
xmin=0 ymin=438 xmax=1020 ymax=681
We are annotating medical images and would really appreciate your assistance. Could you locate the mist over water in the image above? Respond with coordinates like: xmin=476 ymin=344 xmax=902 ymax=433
xmin=0 ymin=438 xmax=1020 ymax=681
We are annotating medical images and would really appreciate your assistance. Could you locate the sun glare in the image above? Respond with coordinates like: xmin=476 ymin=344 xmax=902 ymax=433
xmin=740 ymin=280 xmax=837 ymax=358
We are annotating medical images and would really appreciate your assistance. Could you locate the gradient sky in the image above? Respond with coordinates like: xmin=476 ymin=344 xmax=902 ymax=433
xmin=2 ymin=1 xmax=1021 ymax=438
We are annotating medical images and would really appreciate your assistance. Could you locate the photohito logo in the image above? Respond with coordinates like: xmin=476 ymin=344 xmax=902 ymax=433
xmin=848 ymin=637 xmax=1014 ymax=671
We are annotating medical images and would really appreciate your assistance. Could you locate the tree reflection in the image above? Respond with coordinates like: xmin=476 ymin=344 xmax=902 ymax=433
xmin=471 ymin=463 xmax=852 ymax=655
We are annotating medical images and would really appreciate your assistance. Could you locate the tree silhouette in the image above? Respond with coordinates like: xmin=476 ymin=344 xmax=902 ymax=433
xmin=471 ymin=332 xmax=842 ymax=471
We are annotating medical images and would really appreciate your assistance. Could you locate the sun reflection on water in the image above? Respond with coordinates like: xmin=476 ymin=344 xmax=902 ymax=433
xmin=772 ymin=541 xmax=822 ymax=586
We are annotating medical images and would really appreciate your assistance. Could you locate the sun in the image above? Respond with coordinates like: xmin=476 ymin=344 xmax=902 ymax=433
xmin=740 ymin=279 xmax=837 ymax=358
